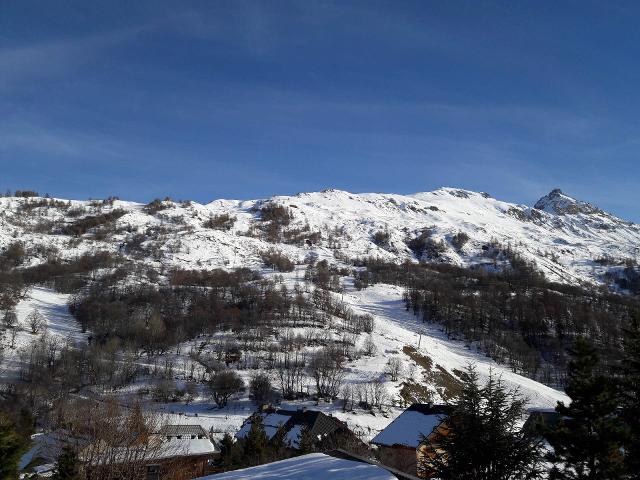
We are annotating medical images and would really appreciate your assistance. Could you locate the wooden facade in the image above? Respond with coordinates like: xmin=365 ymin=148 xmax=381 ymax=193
xmin=371 ymin=404 xmax=452 ymax=478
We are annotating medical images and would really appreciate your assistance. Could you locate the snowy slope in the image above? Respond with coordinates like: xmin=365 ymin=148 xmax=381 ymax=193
xmin=1 ymin=187 xmax=637 ymax=288
xmin=137 ymin=273 xmax=568 ymax=444
xmin=343 ymin=283 xmax=568 ymax=409
xmin=0 ymin=187 xmax=625 ymax=415
xmin=1 ymin=286 xmax=87 ymax=378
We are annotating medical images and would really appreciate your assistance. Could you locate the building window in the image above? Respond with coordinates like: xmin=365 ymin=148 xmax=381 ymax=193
xmin=146 ymin=464 xmax=160 ymax=480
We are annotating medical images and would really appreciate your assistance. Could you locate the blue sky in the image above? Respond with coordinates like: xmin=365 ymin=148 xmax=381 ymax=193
xmin=1 ymin=1 xmax=639 ymax=221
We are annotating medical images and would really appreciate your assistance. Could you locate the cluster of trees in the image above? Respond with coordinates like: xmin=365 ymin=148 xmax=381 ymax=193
xmin=218 ymin=415 xmax=294 ymax=469
xmin=64 ymin=266 xmax=381 ymax=406
xmin=0 ymin=272 xmax=26 ymax=316
xmin=305 ymin=258 xmax=344 ymax=291
xmin=451 ymin=231 xmax=470 ymax=251
xmin=0 ymin=242 xmax=29 ymax=319
xmin=260 ymin=249 xmax=295 ymax=272
xmin=0 ymin=242 xmax=26 ymax=272
xmin=256 ymin=202 xmax=294 ymax=242
xmin=407 ymin=229 xmax=448 ymax=260
xmin=372 ymin=230 xmax=390 ymax=246
xmin=58 ymin=209 xmax=126 ymax=237
xmin=615 ymin=264 xmax=640 ymax=296
xmin=353 ymin=257 xmax=639 ymax=385
xmin=419 ymin=366 xmax=544 ymax=480
xmin=69 ymin=267 xmax=324 ymax=354
xmin=12 ymin=189 xmax=40 ymax=198
xmin=420 ymin=327 xmax=640 ymax=479
xmin=203 ymin=213 xmax=236 ymax=231
xmin=340 ymin=377 xmax=390 ymax=412
xmin=143 ymin=198 xmax=171 ymax=214
xmin=4 ymin=250 xmax=122 ymax=296
xmin=282 ymin=224 xmax=321 ymax=247
xmin=39 ymin=398 xmax=175 ymax=480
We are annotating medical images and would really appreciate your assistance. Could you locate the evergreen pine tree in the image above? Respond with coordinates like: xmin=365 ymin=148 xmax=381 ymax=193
xmin=219 ymin=433 xmax=240 ymax=468
xmin=420 ymin=365 xmax=543 ymax=480
xmin=619 ymin=314 xmax=640 ymax=479
xmin=268 ymin=422 xmax=288 ymax=461
xmin=298 ymin=425 xmax=315 ymax=454
xmin=52 ymin=445 xmax=80 ymax=480
xmin=0 ymin=410 xmax=31 ymax=480
xmin=243 ymin=414 xmax=268 ymax=466
xmin=547 ymin=337 xmax=626 ymax=480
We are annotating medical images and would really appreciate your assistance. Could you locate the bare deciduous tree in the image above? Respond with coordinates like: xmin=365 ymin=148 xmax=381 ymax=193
xmin=26 ymin=308 xmax=46 ymax=334
xmin=361 ymin=335 xmax=377 ymax=356
xmin=385 ymin=357 xmax=403 ymax=381
xmin=56 ymin=398 xmax=181 ymax=480
xmin=2 ymin=309 xmax=17 ymax=329
xmin=276 ymin=351 xmax=307 ymax=399
xmin=9 ymin=326 xmax=18 ymax=349
xmin=309 ymin=345 xmax=345 ymax=400
xmin=250 ymin=372 xmax=274 ymax=405
xmin=209 ymin=370 xmax=244 ymax=407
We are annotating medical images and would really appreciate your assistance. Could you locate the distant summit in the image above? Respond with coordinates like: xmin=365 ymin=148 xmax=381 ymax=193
xmin=534 ymin=189 xmax=604 ymax=216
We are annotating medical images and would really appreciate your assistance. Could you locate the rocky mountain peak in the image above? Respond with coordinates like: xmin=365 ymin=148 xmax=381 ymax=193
xmin=534 ymin=189 xmax=603 ymax=216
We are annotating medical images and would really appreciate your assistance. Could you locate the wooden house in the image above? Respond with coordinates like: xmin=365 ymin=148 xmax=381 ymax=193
xmin=83 ymin=424 xmax=218 ymax=480
xmin=371 ymin=404 xmax=452 ymax=477
xmin=236 ymin=407 xmax=366 ymax=454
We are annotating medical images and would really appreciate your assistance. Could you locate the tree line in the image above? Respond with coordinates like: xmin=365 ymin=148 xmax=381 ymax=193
xmin=351 ymin=256 xmax=639 ymax=385
xmin=419 ymin=322 xmax=640 ymax=480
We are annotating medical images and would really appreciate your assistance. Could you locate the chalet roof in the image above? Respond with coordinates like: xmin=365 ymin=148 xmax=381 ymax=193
xmin=160 ymin=424 xmax=208 ymax=438
xmin=236 ymin=408 xmax=350 ymax=449
xmin=371 ymin=404 xmax=452 ymax=449
xmin=80 ymin=434 xmax=218 ymax=465
xmin=156 ymin=436 xmax=217 ymax=459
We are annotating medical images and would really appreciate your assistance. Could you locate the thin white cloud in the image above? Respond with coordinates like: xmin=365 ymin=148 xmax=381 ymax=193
xmin=0 ymin=118 xmax=125 ymax=159
xmin=0 ymin=25 xmax=148 ymax=91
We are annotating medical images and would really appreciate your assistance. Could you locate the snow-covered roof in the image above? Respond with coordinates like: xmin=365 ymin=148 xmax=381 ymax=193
xmin=371 ymin=404 xmax=451 ymax=448
xmin=160 ymin=424 xmax=208 ymax=438
xmin=236 ymin=412 xmax=293 ymax=440
xmin=236 ymin=409 xmax=350 ymax=449
xmin=195 ymin=452 xmax=397 ymax=480
xmin=82 ymin=435 xmax=218 ymax=465
xmin=157 ymin=436 xmax=218 ymax=458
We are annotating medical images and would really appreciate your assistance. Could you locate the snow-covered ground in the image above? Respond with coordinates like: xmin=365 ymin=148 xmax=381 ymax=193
xmin=6 ymin=276 xmax=569 ymax=480
xmin=125 ymin=277 xmax=567 ymax=444
xmin=1 ymin=286 xmax=87 ymax=378
xmin=345 ymin=283 xmax=568 ymax=408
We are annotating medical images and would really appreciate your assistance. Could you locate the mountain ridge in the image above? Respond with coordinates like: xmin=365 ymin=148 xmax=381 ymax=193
xmin=1 ymin=187 xmax=638 ymax=290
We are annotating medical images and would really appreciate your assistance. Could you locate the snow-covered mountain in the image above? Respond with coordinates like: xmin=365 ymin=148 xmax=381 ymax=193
xmin=8 ymin=187 xmax=635 ymax=441
xmin=1 ymin=187 xmax=638 ymax=289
